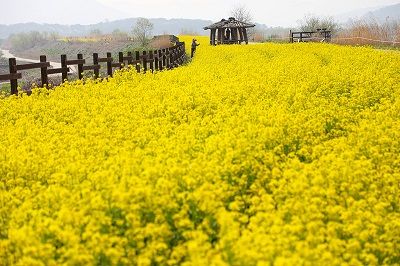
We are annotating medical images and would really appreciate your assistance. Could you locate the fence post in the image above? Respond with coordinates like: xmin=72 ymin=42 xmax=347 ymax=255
xmin=289 ymin=30 xmax=293 ymax=43
xmin=162 ymin=49 xmax=166 ymax=68
xmin=119 ymin=52 xmax=124 ymax=70
xmin=135 ymin=51 xmax=140 ymax=73
xmin=170 ymin=47 xmax=175 ymax=68
xmin=127 ymin=51 xmax=133 ymax=66
xmin=300 ymin=32 xmax=303 ymax=42
xmin=154 ymin=50 xmax=159 ymax=71
xmin=107 ymin=52 xmax=113 ymax=77
xmin=158 ymin=50 xmax=163 ymax=71
xmin=166 ymin=48 xmax=170 ymax=69
xmin=142 ymin=51 xmax=147 ymax=72
xmin=93 ymin=53 xmax=99 ymax=79
xmin=61 ymin=54 xmax=68 ymax=83
xmin=40 ymin=55 xmax=48 ymax=88
xmin=77 ymin=54 xmax=84 ymax=80
xmin=149 ymin=51 xmax=154 ymax=72
xmin=9 ymin=58 xmax=18 ymax=95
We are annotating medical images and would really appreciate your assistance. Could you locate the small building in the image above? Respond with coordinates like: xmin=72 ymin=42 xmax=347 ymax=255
xmin=204 ymin=17 xmax=256 ymax=45
xmin=150 ymin=35 xmax=180 ymax=48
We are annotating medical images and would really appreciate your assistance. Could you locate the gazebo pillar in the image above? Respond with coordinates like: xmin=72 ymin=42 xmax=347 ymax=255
xmin=243 ymin=28 xmax=249 ymax=44
xmin=238 ymin=28 xmax=244 ymax=44
xmin=231 ymin=28 xmax=238 ymax=44
xmin=210 ymin=29 xmax=216 ymax=45
xmin=217 ymin=28 xmax=223 ymax=44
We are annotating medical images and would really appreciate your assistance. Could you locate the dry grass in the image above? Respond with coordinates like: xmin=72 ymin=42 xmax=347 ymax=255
xmin=334 ymin=19 xmax=400 ymax=48
xmin=149 ymin=36 xmax=175 ymax=49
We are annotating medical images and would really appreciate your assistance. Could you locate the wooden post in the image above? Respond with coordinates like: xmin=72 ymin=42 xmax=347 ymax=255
xmin=40 ymin=55 xmax=48 ymax=88
xmin=289 ymin=30 xmax=292 ymax=43
xmin=154 ymin=50 xmax=159 ymax=71
xmin=135 ymin=51 xmax=140 ymax=73
xmin=217 ymin=28 xmax=222 ymax=44
xmin=142 ymin=51 xmax=147 ymax=72
xmin=170 ymin=48 xmax=174 ymax=68
xmin=106 ymin=52 xmax=112 ymax=77
xmin=238 ymin=28 xmax=244 ymax=44
xmin=158 ymin=50 xmax=163 ymax=71
xmin=127 ymin=51 xmax=133 ymax=66
xmin=166 ymin=49 xmax=170 ymax=69
xmin=162 ymin=49 xmax=166 ymax=68
xmin=232 ymin=28 xmax=238 ymax=44
xmin=9 ymin=58 xmax=18 ymax=95
xmin=93 ymin=53 xmax=99 ymax=79
xmin=77 ymin=54 xmax=84 ymax=80
xmin=119 ymin=52 xmax=124 ymax=70
xmin=61 ymin=54 xmax=67 ymax=83
xmin=300 ymin=32 xmax=303 ymax=42
xmin=243 ymin=28 xmax=249 ymax=44
xmin=149 ymin=51 xmax=154 ymax=72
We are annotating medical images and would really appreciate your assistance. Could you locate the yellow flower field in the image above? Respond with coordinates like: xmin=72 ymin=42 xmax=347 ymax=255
xmin=0 ymin=40 xmax=399 ymax=265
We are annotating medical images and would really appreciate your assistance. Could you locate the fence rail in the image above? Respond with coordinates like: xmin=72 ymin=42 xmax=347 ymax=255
xmin=0 ymin=42 xmax=186 ymax=95
xmin=290 ymin=30 xmax=332 ymax=43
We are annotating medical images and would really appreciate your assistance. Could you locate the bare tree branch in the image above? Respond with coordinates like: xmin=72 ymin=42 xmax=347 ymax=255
xmin=230 ymin=5 xmax=253 ymax=23
xmin=132 ymin=18 xmax=154 ymax=47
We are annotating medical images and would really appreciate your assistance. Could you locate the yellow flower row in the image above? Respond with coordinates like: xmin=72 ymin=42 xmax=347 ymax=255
xmin=0 ymin=38 xmax=399 ymax=265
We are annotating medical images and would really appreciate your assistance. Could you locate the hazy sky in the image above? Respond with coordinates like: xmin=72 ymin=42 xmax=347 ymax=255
xmin=1 ymin=0 xmax=399 ymax=26
xmin=96 ymin=0 xmax=400 ymax=26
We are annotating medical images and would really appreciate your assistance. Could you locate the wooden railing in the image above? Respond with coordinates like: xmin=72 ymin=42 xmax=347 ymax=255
xmin=0 ymin=42 xmax=186 ymax=95
xmin=289 ymin=30 xmax=332 ymax=43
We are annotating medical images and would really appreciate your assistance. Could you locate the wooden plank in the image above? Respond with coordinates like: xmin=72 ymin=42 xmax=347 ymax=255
xmin=162 ymin=49 xmax=166 ymax=68
xmin=142 ymin=51 xmax=147 ymax=72
xmin=9 ymin=58 xmax=18 ymax=95
xmin=149 ymin=51 xmax=154 ymax=72
xmin=127 ymin=52 xmax=133 ymax=65
xmin=47 ymin=67 xmax=69 ymax=75
xmin=123 ymin=56 xmax=133 ymax=61
xmin=106 ymin=52 xmax=112 ymax=77
xmin=61 ymin=55 xmax=68 ymax=82
xmin=98 ymin=57 xmax=113 ymax=63
xmin=93 ymin=53 xmax=100 ymax=79
xmin=0 ymin=73 xmax=22 ymax=81
xmin=16 ymin=62 xmax=50 ymax=71
xmin=154 ymin=50 xmax=159 ymax=71
xmin=111 ymin=63 xmax=122 ymax=68
xmin=66 ymin=59 xmax=85 ymax=65
xmin=40 ymin=55 xmax=48 ymax=87
xmin=82 ymin=65 xmax=101 ymax=71
xmin=135 ymin=51 xmax=140 ymax=73
xmin=158 ymin=50 xmax=163 ymax=71
xmin=119 ymin=52 xmax=124 ymax=69
xmin=77 ymin=54 xmax=84 ymax=80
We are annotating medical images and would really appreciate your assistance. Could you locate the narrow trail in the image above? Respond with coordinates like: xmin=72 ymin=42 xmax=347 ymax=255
xmin=0 ymin=49 xmax=77 ymax=85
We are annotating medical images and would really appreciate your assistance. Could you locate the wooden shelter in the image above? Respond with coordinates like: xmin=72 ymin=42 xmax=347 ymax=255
xmin=204 ymin=17 xmax=256 ymax=45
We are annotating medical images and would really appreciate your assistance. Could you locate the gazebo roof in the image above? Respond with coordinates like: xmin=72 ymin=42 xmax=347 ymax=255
xmin=204 ymin=17 xmax=256 ymax=30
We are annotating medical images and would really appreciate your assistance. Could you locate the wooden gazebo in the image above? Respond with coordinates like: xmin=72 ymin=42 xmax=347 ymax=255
xmin=204 ymin=17 xmax=256 ymax=45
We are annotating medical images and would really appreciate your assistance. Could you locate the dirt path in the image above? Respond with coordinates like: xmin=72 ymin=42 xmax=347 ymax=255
xmin=0 ymin=49 xmax=77 ymax=74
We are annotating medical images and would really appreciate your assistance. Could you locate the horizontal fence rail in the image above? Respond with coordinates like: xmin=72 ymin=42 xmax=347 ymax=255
xmin=0 ymin=42 xmax=186 ymax=95
xmin=290 ymin=30 xmax=332 ymax=43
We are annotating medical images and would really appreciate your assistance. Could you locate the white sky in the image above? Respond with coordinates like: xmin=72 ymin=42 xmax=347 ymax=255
xmin=1 ymin=0 xmax=399 ymax=26
xmin=96 ymin=0 xmax=400 ymax=26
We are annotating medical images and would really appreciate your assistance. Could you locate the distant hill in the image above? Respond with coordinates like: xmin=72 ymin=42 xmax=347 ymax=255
xmin=336 ymin=3 xmax=400 ymax=24
xmin=0 ymin=18 xmax=214 ymax=39
xmin=363 ymin=3 xmax=400 ymax=22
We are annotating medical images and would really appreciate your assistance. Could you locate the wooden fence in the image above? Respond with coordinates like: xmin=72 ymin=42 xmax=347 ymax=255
xmin=290 ymin=30 xmax=332 ymax=43
xmin=0 ymin=42 xmax=186 ymax=95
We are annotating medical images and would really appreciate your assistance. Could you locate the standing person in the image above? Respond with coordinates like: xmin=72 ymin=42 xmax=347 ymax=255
xmin=191 ymin=39 xmax=200 ymax=58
